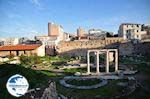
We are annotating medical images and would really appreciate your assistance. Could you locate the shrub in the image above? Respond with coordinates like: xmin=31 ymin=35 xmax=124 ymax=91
xmin=20 ymin=55 xmax=42 ymax=67
xmin=20 ymin=55 xmax=32 ymax=67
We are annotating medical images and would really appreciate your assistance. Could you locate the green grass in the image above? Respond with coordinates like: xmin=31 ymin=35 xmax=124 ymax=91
xmin=39 ymin=70 xmax=64 ymax=77
xmin=49 ymin=56 xmax=70 ymax=62
xmin=135 ymin=63 xmax=150 ymax=74
xmin=66 ymin=79 xmax=101 ymax=86
xmin=20 ymin=55 xmax=70 ymax=68
xmin=63 ymin=68 xmax=87 ymax=75
xmin=56 ymin=80 xmax=124 ymax=99
xmin=120 ymin=55 xmax=150 ymax=65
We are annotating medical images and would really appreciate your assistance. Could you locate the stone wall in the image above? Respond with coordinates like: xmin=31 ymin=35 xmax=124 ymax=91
xmin=56 ymin=37 xmax=150 ymax=57
xmin=134 ymin=42 xmax=150 ymax=55
xmin=56 ymin=37 xmax=124 ymax=56
xmin=119 ymin=42 xmax=134 ymax=56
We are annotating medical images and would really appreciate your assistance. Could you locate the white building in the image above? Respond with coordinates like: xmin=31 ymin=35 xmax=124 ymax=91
xmin=118 ymin=23 xmax=147 ymax=40
xmin=0 ymin=38 xmax=19 ymax=45
xmin=35 ymin=36 xmax=60 ymax=46
xmin=88 ymin=29 xmax=103 ymax=34
xmin=88 ymin=29 xmax=109 ymax=40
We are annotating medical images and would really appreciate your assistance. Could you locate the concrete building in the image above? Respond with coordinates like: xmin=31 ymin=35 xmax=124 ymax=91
xmin=0 ymin=41 xmax=4 ymax=46
xmin=0 ymin=44 xmax=45 ymax=57
xmin=35 ymin=35 xmax=63 ymax=56
xmin=35 ymin=35 xmax=60 ymax=46
xmin=19 ymin=37 xmax=30 ymax=44
xmin=48 ymin=22 xmax=64 ymax=41
xmin=118 ymin=23 xmax=147 ymax=40
xmin=88 ymin=29 xmax=107 ymax=40
xmin=34 ymin=22 xmax=73 ymax=55
xmin=77 ymin=27 xmax=88 ymax=40
xmin=63 ymin=32 xmax=71 ymax=41
xmin=142 ymin=24 xmax=150 ymax=39
xmin=0 ymin=38 xmax=19 ymax=45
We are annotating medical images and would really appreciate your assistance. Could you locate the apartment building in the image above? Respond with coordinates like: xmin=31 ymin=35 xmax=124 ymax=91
xmin=118 ymin=23 xmax=147 ymax=40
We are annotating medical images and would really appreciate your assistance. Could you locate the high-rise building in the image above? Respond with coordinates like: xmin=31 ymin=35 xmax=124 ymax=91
xmin=48 ymin=22 xmax=64 ymax=41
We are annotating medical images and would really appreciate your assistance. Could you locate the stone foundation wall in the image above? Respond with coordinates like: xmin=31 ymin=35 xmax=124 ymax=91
xmin=56 ymin=37 xmax=149 ymax=57
xmin=56 ymin=37 xmax=124 ymax=56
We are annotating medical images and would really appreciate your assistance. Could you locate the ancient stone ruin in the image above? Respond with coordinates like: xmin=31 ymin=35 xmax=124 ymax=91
xmin=87 ymin=49 xmax=118 ymax=74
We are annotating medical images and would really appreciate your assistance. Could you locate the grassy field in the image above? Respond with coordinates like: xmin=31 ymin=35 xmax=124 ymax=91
xmin=56 ymin=80 xmax=125 ymax=99
xmin=66 ymin=78 xmax=101 ymax=86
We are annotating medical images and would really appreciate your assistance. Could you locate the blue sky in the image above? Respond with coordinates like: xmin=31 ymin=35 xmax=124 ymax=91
xmin=0 ymin=0 xmax=150 ymax=38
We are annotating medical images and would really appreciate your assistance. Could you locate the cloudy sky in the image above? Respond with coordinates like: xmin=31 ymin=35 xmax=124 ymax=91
xmin=0 ymin=0 xmax=150 ymax=38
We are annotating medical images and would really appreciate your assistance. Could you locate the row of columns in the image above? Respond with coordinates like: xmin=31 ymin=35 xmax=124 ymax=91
xmin=87 ymin=49 xmax=118 ymax=74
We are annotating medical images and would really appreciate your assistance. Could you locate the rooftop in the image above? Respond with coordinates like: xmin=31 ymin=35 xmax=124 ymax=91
xmin=0 ymin=44 xmax=41 ymax=51
xmin=121 ymin=23 xmax=141 ymax=25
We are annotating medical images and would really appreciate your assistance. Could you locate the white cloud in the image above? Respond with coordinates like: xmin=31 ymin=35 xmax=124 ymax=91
xmin=31 ymin=0 xmax=40 ymax=6
xmin=30 ymin=0 xmax=44 ymax=9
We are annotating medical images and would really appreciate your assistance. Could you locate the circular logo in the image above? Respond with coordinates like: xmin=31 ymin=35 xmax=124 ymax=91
xmin=6 ymin=74 xmax=29 ymax=97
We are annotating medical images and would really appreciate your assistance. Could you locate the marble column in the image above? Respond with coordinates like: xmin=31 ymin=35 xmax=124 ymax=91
xmin=87 ymin=51 xmax=90 ymax=74
xmin=96 ymin=51 xmax=100 ymax=74
xmin=106 ymin=50 xmax=109 ymax=73
xmin=115 ymin=50 xmax=118 ymax=72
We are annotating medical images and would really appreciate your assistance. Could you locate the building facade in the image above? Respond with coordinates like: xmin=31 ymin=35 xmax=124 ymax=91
xmin=118 ymin=23 xmax=147 ymax=40
xmin=142 ymin=24 xmax=150 ymax=39
xmin=35 ymin=35 xmax=60 ymax=46
xmin=77 ymin=27 xmax=87 ymax=40
xmin=48 ymin=22 xmax=64 ymax=41
xmin=0 ymin=38 xmax=19 ymax=45
xmin=88 ymin=29 xmax=107 ymax=40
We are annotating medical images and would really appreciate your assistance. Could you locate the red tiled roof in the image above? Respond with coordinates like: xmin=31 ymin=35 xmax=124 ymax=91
xmin=0 ymin=44 xmax=41 ymax=51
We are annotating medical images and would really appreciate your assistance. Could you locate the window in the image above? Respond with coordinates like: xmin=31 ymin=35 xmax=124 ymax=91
xmin=126 ymin=30 xmax=129 ymax=33
xmin=137 ymin=25 xmax=139 ymax=27
xmin=137 ymin=30 xmax=138 ymax=32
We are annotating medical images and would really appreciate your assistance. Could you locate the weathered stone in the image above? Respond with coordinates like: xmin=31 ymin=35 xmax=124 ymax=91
xmin=41 ymin=81 xmax=58 ymax=99
xmin=74 ymin=72 xmax=81 ymax=76
xmin=117 ymin=82 xmax=128 ymax=87
xmin=57 ymin=37 xmax=124 ymax=56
